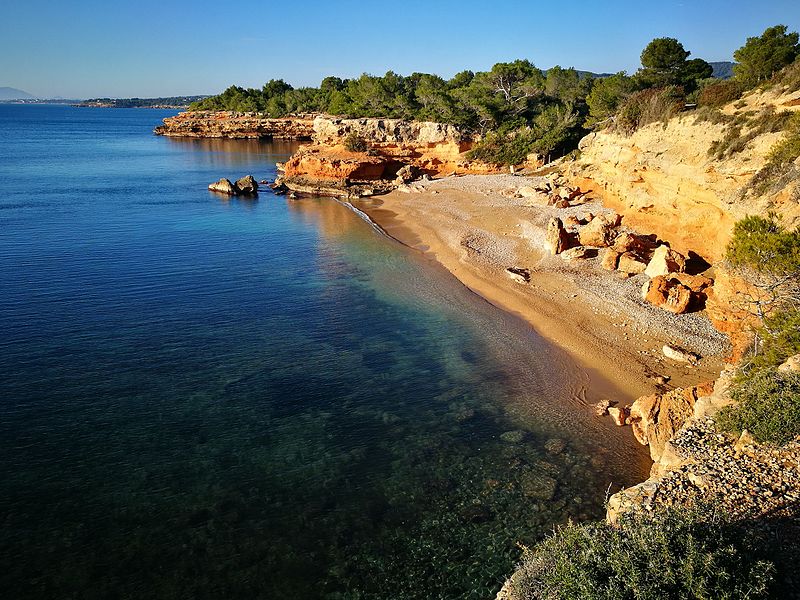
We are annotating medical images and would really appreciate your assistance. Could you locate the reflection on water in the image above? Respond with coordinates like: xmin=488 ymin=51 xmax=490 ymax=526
xmin=165 ymin=137 xmax=301 ymax=168
xmin=0 ymin=105 xmax=649 ymax=600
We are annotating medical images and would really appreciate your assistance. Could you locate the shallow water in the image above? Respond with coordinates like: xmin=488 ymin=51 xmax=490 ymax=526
xmin=0 ymin=105 xmax=648 ymax=599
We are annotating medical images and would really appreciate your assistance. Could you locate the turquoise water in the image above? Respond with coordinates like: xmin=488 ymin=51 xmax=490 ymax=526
xmin=0 ymin=105 xmax=648 ymax=599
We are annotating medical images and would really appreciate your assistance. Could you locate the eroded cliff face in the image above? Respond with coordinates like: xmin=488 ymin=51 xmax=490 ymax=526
xmin=154 ymin=111 xmax=315 ymax=139
xmin=280 ymin=116 xmax=500 ymax=195
xmin=566 ymin=88 xmax=800 ymax=263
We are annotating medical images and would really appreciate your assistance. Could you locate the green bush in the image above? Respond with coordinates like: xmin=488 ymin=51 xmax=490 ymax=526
xmin=614 ymin=86 xmax=685 ymax=134
xmin=697 ymin=80 xmax=744 ymax=107
xmin=717 ymin=369 xmax=800 ymax=445
xmin=342 ymin=132 xmax=368 ymax=152
xmin=748 ymin=112 xmax=800 ymax=194
xmin=510 ymin=505 xmax=775 ymax=599
xmin=746 ymin=309 xmax=800 ymax=372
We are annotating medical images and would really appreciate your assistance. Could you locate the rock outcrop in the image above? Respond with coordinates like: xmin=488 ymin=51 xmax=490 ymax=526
xmin=566 ymin=88 xmax=800 ymax=262
xmin=278 ymin=116 xmax=501 ymax=196
xmin=628 ymin=382 xmax=715 ymax=462
xmin=155 ymin=111 xmax=315 ymax=139
xmin=208 ymin=175 xmax=259 ymax=196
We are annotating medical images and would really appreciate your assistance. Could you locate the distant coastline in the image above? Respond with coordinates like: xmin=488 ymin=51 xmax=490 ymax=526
xmin=74 ymin=95 xmax=210 ymax=109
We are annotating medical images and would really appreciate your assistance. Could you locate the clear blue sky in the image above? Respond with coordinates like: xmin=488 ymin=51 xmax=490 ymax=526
xmin=2 ymin=0 xmax=798 ymax=98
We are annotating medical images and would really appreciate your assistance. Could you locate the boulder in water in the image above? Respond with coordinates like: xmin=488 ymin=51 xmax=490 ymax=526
xmin=208 ymin=178 xmax=237 ymax=195
xmin=235 ymin=175 xmax=259 ymax=195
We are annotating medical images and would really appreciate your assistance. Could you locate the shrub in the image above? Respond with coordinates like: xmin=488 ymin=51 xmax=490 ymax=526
xmin=342 ymin=132 xmax=368 ymax=152
xmin=744 ymin=309 xmax=800 ymax=372
xmin=468 ymin=129 xmax=538 ymax=165
xmin=725 ymin=214 xmax=800 ymax=321
xmin=614 ymin=86 xmax=685 ymax=134
xmin=717 ymin=369 xmax=800 ymax=445
xmin=770 ymin=55 xmax=800 ymax=92
xmin=708 ymin=108 xmax=793 ymax=160
xmin=749 ymin=112 xmax=800 ymax=194
xmin=510 ymin=505 xmax=775 ymax=599
xmin=697 ymin=80 xmax=744 ymax=107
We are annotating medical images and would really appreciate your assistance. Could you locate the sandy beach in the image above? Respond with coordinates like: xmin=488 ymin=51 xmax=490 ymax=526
xmin=358 ymin=174 xmax=730 ymax=410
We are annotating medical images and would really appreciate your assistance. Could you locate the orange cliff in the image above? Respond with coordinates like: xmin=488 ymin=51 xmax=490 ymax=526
xmin=563 ymin=86 xmax=800 ymax=359
xmin=279 ymin=115 xmax=502 ymax=196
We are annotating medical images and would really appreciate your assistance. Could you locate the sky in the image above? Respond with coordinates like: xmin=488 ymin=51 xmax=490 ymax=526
xmin=2 ymin=0 xmax=799 ymax=99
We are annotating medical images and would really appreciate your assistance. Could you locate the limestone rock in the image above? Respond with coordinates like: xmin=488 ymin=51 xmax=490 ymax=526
xmin=560 ymin=246 xmax=590 ymax=261
xmin=617 ymin=252 xmax=648 ymax=274
xmin=613 ymin=231 xmax=658 ymax=253
xmin=608 ymin=406 xmax=629 ymax=426
xmin=546 ymin=217 xmax=572 ymax=255
xmin=519 ymin=470 xmax=557 ymax=500
xmin=644 ymin=245 xmax=686 ymax=278
xmin=208 ymin=178 xmax=237 ymax=195
xmin=578 ymin=215 xmax=615 ymax=247
xmin=395 ymin=164 xmax=418 ymax=183
xmin=778 ymin=354 xmax=800 ymax=373
xmin=544 ymin=438 xmax=566 ymax=455
xmin=156 ymin=111 xmax=315 ymax=139
xmin=629 ymin=382 xmax=714 ymax=461
xmin=643 ymin=276 xmax=692 ymax=314
xmin=734 ymin=429 xmax=757 ymax=453
xmin=234 ymin=175 xmax=259 ymax=195
xmin=505 ymin=267 xmax=531 ymax=284
xmin=601 ymin=249 xmax=621 ymax=271
xmin=662 ymin=344 xmax=698 ymax=363
xmin=594 ymin=399 xmax=613 ymax=416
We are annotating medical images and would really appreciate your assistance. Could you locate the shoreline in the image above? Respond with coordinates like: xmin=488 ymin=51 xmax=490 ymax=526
xmin=356 ymin=175 xmax=729 ymax=416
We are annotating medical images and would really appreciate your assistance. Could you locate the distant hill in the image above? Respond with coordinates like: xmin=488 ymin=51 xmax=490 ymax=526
xmin=710 ymin=62 xmax=735 ymax=79
xmin=0 ymin=87 xmax=36 ymax=100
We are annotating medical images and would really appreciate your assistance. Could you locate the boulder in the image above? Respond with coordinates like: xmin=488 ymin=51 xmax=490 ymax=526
xmin=395 ymin=164 xmax=419 ymax=183
xmin=565 ymin=215 xmax=581 ymax=228
xmin=601 ymin=249 xmax=621 ymax=271
xmin=234 ymin=175 xmax=259 ymax=195
xmin=594 ymin=399 xmax=613 ymax=416
xmin=560 ymin=246 xmax=590 ymax=261
xmin=505 ymin=267 xmax=531 ymax=284
xmin=546 ymin=217 xmax=572 ymax=255
xmin=608 ymin=406 xmax=629 ymax=426
xmin=578 ymin=216 xmax=615 ymax=247
xmin=517 ymin=186 xmax=539 ymax=198
xmin=629 ymin=382 xmax=714 ymax=461
xmin=671 ymin=272 xmax=714 ymax=293
xmin=208 ymin=178 xmax=237 ymax=195
xmin=642 ymin=276 xmax=692 ymax=314
xmin=644 ymin=245 xmax=686 ymax=278
xmin=617 ymin=252 xmax=648 ymax=274
xmin=613 ymin=231 xmax=658 ymax=253
xmin=662 ymin=344 xmax=699 ymax=363
xmin=778 ymin=354 xmax=800 ymax=373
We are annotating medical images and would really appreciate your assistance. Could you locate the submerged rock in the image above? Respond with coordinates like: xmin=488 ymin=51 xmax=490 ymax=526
xmin=500 ymin=430 xmax=528 ymax=444
xmin=519 ymin=469 xmax=558 ymax=500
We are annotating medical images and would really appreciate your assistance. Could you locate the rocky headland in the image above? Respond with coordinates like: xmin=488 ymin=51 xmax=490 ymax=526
xmin=154 ymin=111 xmax=315 ymax=139
xmin=276 ymin=115 xmax=505 ymax=197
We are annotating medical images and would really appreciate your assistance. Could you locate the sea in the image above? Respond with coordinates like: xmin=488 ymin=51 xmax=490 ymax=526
xmin=0 ymin=104 xmax=648 ymax=599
